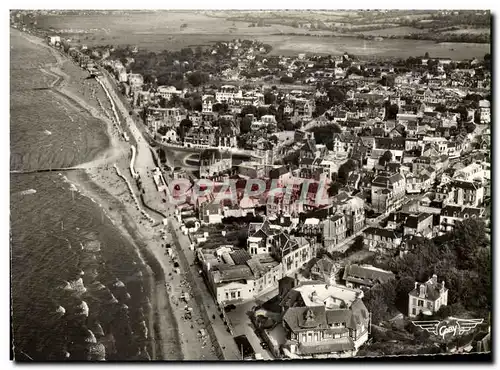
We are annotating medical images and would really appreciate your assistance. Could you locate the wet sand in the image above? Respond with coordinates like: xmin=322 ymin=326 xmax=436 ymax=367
xmin=14 ymin=29 xmax=218 ymax=360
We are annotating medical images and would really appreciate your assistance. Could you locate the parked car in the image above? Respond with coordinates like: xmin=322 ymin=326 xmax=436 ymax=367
xmin=260 ymin=342 xmax=269 ymax=350
xmin=224 ymin=304 xmax=236 ymax=312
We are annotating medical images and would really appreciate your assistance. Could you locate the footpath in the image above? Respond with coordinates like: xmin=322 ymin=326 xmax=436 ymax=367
xmin=100 ymin=71 xmax=239 ymax=360
xmin=168 ymin=218 xmax=241 ymax=360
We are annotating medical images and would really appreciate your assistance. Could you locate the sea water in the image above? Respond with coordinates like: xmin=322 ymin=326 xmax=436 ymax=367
xmin=10 ymin=29 xmax=153 ymax=361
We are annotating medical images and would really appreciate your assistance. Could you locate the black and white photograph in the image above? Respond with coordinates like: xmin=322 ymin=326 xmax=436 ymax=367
xmin=9 ymin=8 xmax=492 ymax=362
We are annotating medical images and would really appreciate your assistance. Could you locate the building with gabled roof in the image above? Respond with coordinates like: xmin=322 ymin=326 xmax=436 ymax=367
xmin=342 ymin=264 xmax=395 ymax=290
xmin=371 ymin=171 xmax=406 ymax=213
xmin=308 ymin=255 xmax=340 ymax=286
xmin=363 ymin=227 xmax=402 ymax=253
xmin=279 ymin=280 xmax=370 ymax=359
xmin=440 ymin=205 xmax=484 ymax=234
xmin=408 ymin=274 xmax=448 ymax=318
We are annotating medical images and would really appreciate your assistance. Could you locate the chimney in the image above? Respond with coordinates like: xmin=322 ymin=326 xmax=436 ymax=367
xmin=432 ymin=274 xmax=438 ymax=284
xmin=311 ymin=290 xmax=318 ymax=302
xmin=442 ymin=280 xmax=445 ymax=290
xmin=414 ymin=282 xmax=418 ymax=290
xmin=419 ymin=284 xmax=426 ymax=298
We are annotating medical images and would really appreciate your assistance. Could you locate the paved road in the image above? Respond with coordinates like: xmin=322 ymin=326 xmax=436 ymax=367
xmin=99 ymin=71 xmax=237 ymax=359
xmin=99 ymin=73 xmax=176 ymax=218
xmin=168 ymin=218 xmax=241 ymax=360
xmin=226 ymin=299 xmax=274 ymax=360
xmin=331 ymin=193 xmax=429 ymax=253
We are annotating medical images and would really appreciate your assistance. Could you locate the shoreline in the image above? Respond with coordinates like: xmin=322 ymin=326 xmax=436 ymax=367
xmin=65 ymin=168 xmax=183 ymax=360
xmin=14 ymin=28 xmax=219 ymax=361
xmin=13 ymin=29 xmax=186 ymax=360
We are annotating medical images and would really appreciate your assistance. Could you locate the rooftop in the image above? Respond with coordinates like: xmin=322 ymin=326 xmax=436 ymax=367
xmin=343 ymin=264 xmax=395 ymax=287
xmin=294 ymin=283 xmax=361 ymax=308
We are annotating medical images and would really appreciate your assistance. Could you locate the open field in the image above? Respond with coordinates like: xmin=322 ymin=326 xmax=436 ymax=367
xmin=261 ymin=35 xmax=489 ymax=59
xmin=443 ymin=27 xmax=490 ymax=35
xmin=32 ymin=12 xmax=490 ymax=59
xmin=354 ymin=26 xmax=428 ymax=36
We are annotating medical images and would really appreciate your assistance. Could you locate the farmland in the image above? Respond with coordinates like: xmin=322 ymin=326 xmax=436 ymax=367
xmin=354 ymin=27 xmax=428 ymax=36
xmin=28 ymin=11 xmax=490 ymax=59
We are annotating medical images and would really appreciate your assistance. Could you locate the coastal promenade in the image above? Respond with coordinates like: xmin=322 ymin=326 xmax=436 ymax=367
xmin=98 ymin=71 xmax=238 ymax=360
xmin=168 ymin=218 xmax=241 ymax=360
xmin=20 ymin=30 xmax=218 ymax=360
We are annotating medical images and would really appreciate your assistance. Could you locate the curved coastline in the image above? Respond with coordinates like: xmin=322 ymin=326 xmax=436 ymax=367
xmin=12 ymin=28 xmax=183 ymax=360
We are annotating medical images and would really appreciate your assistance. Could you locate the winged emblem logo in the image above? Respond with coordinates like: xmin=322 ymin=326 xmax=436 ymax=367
xmin=412 ymin=317 xmax=484 ymax=340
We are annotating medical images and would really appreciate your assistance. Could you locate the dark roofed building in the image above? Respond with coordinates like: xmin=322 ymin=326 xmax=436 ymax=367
xmin=342 ymin=264 xmax=395 ymax=290
xmin=403 ymin=213 xmax=434 ymax=238
xmin=230 ymin=249 xmax=252 ymax=265
xmin=375 ymin=137 xmax=406 ymax=151
xmin=363 ymin=227 xmax=402 ymax=253
xmin=440 ymin=205 xmax=484 ymax=233
xmin=280 ymin=280 xmax=370 ymax=359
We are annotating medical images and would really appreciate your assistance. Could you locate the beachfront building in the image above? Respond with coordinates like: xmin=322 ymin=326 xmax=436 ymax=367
xmin=197 ymin=246 xmax=282 ymax=304
xmin=371 ymin=172 xmax=406 ymax=214
xmin=479 ymin=100 xmax=490 ymax=124
xmin=197 ymin=221 xmax=314 ymax=305
xmin=145 ymin=107 xmax=183 ymax=133
xmin=127 ymin=73 xmax=144 ymax=94
xmin=279 ymin=279 xmax=370 ymax=358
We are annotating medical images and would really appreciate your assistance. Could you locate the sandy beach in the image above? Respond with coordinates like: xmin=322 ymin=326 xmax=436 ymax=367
xmin=16 ymin=29 xmax=219 ymax=360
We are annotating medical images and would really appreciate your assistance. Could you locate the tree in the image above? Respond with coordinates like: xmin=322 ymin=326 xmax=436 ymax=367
xmin=327 ymin=182 xmax=342 ymax=197
xmin=444 ymin=219 xmax=489 ymax=269
xmin=257 ymin=106 xmax=269 ymax=119
xmin=465 ymin=122 xmax=476 ymax=134
xmin=187 ymin=71 xmax=209 ymax=87
xmin=433 ymin=104 xmax=447 ymax=114
xmin=191 ymin=98 xmax=202 ymax=112
xmin=386 ymin=103 xmax=399 ymax=120
xmin=413 ymin=329 xmax=431 ymax=344
xmin=427 ymin=59 xmax=439 ymax=70
xmin=240 ymin=105 xmax=258 ymax=118
xmin=212 ymin=103 xmax=228 ymax=114
xmin=264 ymin=91 xmax=276 ymax=105
xmin=167 ymin=94 xmax=181 ymax=108
xmin=240 ymin=117 xmax=253 ymax=134
xmin=157 ymin=126 xmax=168 ymax=136
xmin=310 ymin=124 xmax=342 ymax=150
xmin=347 ymin=66 xmax=362 ymax=76
xmin=159 ymin=97 xmax=168 ymax=108
xmin=474 ymin=111 xmax=481 ymax=124
xmin=351 ymin=235 xmax=364 ymax=252
xmin=280 ymin=76 xmax=295 ymax=84
xmin=378 ymin=150 xmax=393 ymax=166
xmin=180 ymin=47 xmax=193 ymax=59
xmin=424 ymin=52 xmax=430 ymax=59
xmin=379 ymin=75 xmax=395 ymax=87
xmin=178 ymin=119 xmax=193 ymax=141
xmin=327 ymin=87 xmax=346 ymax=104
xmin=364 ymin=287 xmax=390 ymax=325
xmin=337 ymin=159 xmax=357 ymax=184
xmin=195 ymin=46 xmax=203 ymax=58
